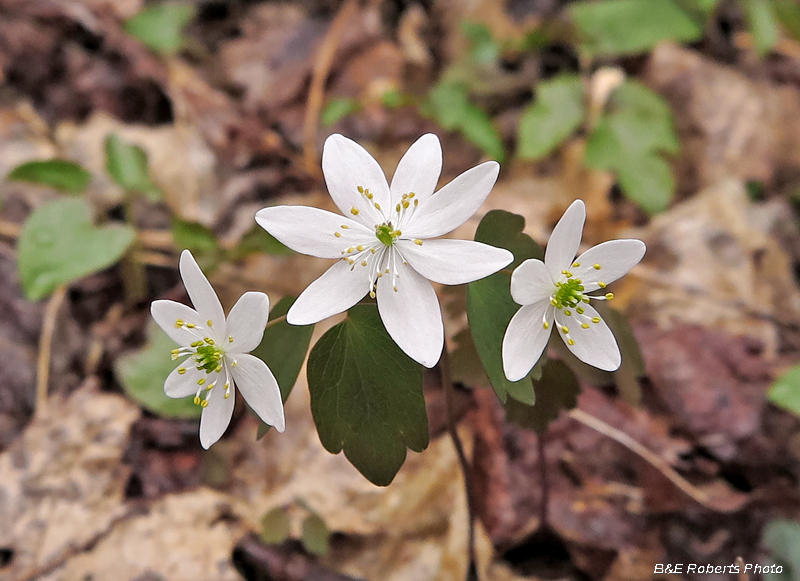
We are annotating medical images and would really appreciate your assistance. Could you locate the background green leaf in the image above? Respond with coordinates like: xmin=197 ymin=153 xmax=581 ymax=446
xmin=229 ymin=224 xmax=292 ymax=260
xmin=321 ymin=98 xmax=360 ymax=127
xmin=467 ymin=210 xmax=544 ymax=403
xmin=253 ymin=296 xmax=314 ymax=439
xmin=306 ymin=304 xmax=427 ymax=486
xmin=18 ymin=198 xmax=135 ymax=301
xmin=260 ymin=507 xmax=291 ymax=545
xmin=762 ymin=519 xmax=800 ymax=581
xmin=570 ymin=0 xmax=703 ymax=57
xmin=504 ymin=359 xmax=580 ymax=433
xmin=301 ymin=512 xmax=330 ymax=556
xmin=743 ymin=0 xmax=779 ymax=57
xmin=116 ymin=320 xmax=202 ymax=419
xmin=124 ymin=3 xmax=195 ymax=55
xmin=461 ymin=21 xmax=501 ymax=64
xmin=171 ymin=218 xmax=224 ymax=272
xmin=105 ymin=134 xmax=160 ymax=200
xmin=768 ymin=363 xmax=800 ymax=416
xmin=7 ymin=159 xmax=92 ymax=194
xmin=517 ymin=74 xmax=585 ymax=160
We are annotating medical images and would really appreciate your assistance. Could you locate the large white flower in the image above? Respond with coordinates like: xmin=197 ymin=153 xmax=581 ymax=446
xmin=151 ymin=250 xmax=285 ymax=449
xmin=256 ymin=133 xmax=512 ymax=368
xmin=502 ymin=200 xmax=646 ymax=380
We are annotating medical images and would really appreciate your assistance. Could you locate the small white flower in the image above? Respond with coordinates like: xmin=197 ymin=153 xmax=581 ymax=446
xmin=256 ymin=133 xmax=512 ymax=368
xmin=502 ymin=200 xmax=646 ymax=380
xmin=151 ymin=250 xmax=285 ymax=449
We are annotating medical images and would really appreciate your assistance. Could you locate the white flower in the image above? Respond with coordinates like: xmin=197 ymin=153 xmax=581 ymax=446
xmin=502 ymin=200 xmax=646 ymax=380
xmin=256 ymin=133 xmax=512 ymax=368
xmin=151 ymin=250 xmax=285 ymax=449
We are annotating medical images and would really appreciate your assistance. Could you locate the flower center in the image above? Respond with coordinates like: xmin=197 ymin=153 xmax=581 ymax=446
xmin=171 ymin=321 xmax=235 ymax=406
xmin=375 ymin=223 xmax=400 ymax=246
xmin=193 ymin=339 xmax=224 ymax=373
xmin=552 ymin=278 xmax=586 ymax=309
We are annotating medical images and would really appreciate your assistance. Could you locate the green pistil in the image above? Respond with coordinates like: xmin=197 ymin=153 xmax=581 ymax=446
xmin=375 ymin=223 xmax=400 ymax=247
xmin=552 ymin=279 xmax=586 ymax=309
xmin=194 ymin=342 xmax=223 ymax=373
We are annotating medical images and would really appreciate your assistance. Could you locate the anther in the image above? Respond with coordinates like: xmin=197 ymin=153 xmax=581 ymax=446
xmin=561 ymin=326 xmax=569 ymax=334
xmin=550 ymin=298 xmax=558 ymax=306
xmin=229 ymin=336 xmax=234 ymax=343
xmin=581 ymin=323 xmax=590 ymax=329
xmin=175 ymin=319 xmax=184 ymax=328
xmin=194 ymin=396 xmax=201 ymax=405
xmin=414 ymin=199 xmax=418 ymax=206
xmin=593 ymin=264 xmax=601 ymax=270
xmin=598 ymin=281 xmax=607 ymax=288
xmin=543 ymin=321 xmax=549 ymax=330
xmin=592 ymin=317 xmax=601 ymax=324
xmin=341 ymin=224 xmax=349 ymax=229
xmin=576 ymin=307 xmax=585 ymax=314
xmin=370 ymin=291 xmax=376 ymax=298
xmin=396 ymin=204 xmax=401 ymax=212
xmin=178 ymin=368 xmax=186 ymax=374
xmin=334 ymin=232 xmax=341 ymax=238
xmin=350 ymin=207 xmax=360 ymax=215
xmin=403 ymin=200 xmax=410 ymax=209
xmin=357 ymin=186 xmax=364 ymax=193
xmin=186 ymin=323 xmax=196 ymax=329
xmin=564 ymin=310 xmax=572 ymax=316
xmin=573 ymin=262 xmax=581 ymax=267
xmin=361 ymin=260 xmax=367 ymax=266
xmin=207 ymin=320 xmax=213 ymax=327
xmin=605 ymin=293 xmax=614 ymax=300
xmin=414 ymin=239 xmax=423 ymax=245
xmin=374 ymin=203 xmax=381 ymax=210
xmin=201 ymin=400 xmax=209 ymax=408
xmin=197 ymin=378 xmax=205 ymax=386
xmin=204 ymin=338 xmax=214 ymax=345
xmin=408 ymin=193 xmax=415 ymax=198
xmin=568 ymin=339 xmax=575 ymax=346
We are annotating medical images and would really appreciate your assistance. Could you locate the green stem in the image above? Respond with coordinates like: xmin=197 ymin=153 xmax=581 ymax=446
xmin=440 ymin=348 xmax=478 ymax=578
xmin=121 ymin=192 xmax=146 ymax=305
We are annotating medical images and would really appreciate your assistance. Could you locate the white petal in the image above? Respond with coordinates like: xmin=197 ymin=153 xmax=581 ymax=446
xmin=199 ymin=367 xmax=235 ymax=449
xmin=555 ymin=304 xmax=620 ymax=371
xmin=226 ymin=292 xmax=270 ymax=353
xmin=397 ymin=239 xmax=512 ymax=285
xmin=572 ymin=239 xmax=646 ymax=292
xmin=255 ymin=206 xmax=373 ymax=259
xmin=164 ymin=360 xmax=204 ymax=398
xmin=151 ymin=300 xmax=206 ymax=346
xmin=229 ymin=353 xmax=285 ymax=433
xmin=509 ymin=259 xmax=555 ymax=306
xmin=390 ymin=133 xmax=442 ymax=207
xmin=287 ymin=260 xmax=370 ymax=325
xmin=502 ymin=301 xmax=554 ymax=382
xmin=403 ymin=161 xmax=500 ymax=239
xmin=322 ymin=134 xmax=390 ymax=227
xmin=376 ymin=262 xmax=443 ymax=368
xmin=544 ymin=200 xmax=585 ymax=280
xmin=179 ymin=250 xmax=226 ymax=335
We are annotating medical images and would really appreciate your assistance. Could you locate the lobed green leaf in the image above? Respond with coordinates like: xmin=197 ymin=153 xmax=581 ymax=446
xmin=105 ymin=134 xmax=160 ymax=200
xmin=306 ymin=304 xmax=427 ymax=486
xmin=124 ymin=3 xmax=195 ymax=55
xmin=7 ymin=159 xmax=92 ymax=194
xmin=517 ymin=74 xmax=585 ymax=160
xmin=504 ymin=359 xmax=580 ymax=433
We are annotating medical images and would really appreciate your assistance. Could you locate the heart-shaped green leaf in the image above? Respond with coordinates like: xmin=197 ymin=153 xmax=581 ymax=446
xmin=307 ymin=304 xmax=428 ymax=486
xmin=18 ymin=198 xmax=135 ymax=301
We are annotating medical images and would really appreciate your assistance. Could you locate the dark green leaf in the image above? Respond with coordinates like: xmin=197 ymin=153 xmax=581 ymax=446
xmin=601 ymin=306 xmax=645 ymax=406
xmin=517 ymin=74 xmax=585 ymax=160
xmin=260 ymin=507 xmax=292 ymax=545
xmin=124 ymin=3 xmax=195 ymax=55
xmin=743 ymin=0 xmax=779 ymax=57
xmin=504 ymin=359 xmax=580 ymax=433
xmin=307 ymin=304 xmax=427 ymax=486
xmin=7 ymin=159 xmax=92 ymax=194
xmin=116 ymin=320 xmax=202 ymax=419
xmin=105 ymin=134 xmax=160 ymax=199
xmin=301 ymin=512 xmax=330 ymax=556
xmin=321 ymin=98 xmax=360 ymax=127
xmin=18 ymin=198 xmax=135 ymax=300
xmin=467 ymin=210 xmax=544 ymax=403
xmin=229 ymin=224 xmax=292 ymax=260
xmin=171 ymin=218 xmax=224 ymax=272
xmin=254 ymin=296 xmax=314 ymax=439
xmin=768 ymin=364 xmax=800 ymax=417
xmin=570 ymin=0 xmax=703 ymax=57
xmin=763 ymin=519 xmax=800 ymax=581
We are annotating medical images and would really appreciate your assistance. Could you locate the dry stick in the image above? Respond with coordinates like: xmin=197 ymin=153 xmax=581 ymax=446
xmin=440 ymin=348 xmax=478 ymax=577
xmin=568 ymin=408 xmax=713 ymax=508
xmin=36 ymin=285 xmax=68 ymax=413
xmin=302 ymin=0 xmax=358 ymax=176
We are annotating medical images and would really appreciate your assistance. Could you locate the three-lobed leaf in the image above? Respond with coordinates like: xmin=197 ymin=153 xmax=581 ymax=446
xmin=306 ymin=304 xmax=428 ymax=486
xmin=504 ymin=359 xmax=580 ymax=433
xmin=467 ymin=210 xmax=544 ymax=403
xmin=570 ymin=0 xmax=703 ymax=57
xmin=7 ymin=159 xmax=92 ymax=194
xmin=116 ymin=320 xmax=202 ymax=419
xmin=18 ymin=198 xmax=135 ymax=300
xmin=124 ymin=3 xmax=196 ymax=55
xmin=517 ymin=74 xmax=585 ymax=160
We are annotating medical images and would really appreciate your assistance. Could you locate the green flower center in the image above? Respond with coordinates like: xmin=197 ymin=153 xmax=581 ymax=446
xmin=552 ymin=278 xmax=587 ymax=309
xmin=375 ymin=223 xmax=400 ymax=247
xmin=193 ymin=339 xmax=224 ymax=373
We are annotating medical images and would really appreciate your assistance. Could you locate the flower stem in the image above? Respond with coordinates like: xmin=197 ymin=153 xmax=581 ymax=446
xmin=121 ymin=192 xmax=146 ymax=305
xmin=440 ymin=347 xmax=478 ymax=579
xmin=36 ymin=284 xmax=67 ymax=414
xmin=265 ymin=314 xmax=287 ymax=329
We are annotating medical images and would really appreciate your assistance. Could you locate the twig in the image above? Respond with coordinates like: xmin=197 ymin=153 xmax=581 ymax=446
xmin=36 ymin=285 xmax=68 ymax=413
xmin=568 ymin=408 xmax=714 ymax=508
xmin=265 ymin=314 xmax=287 ymax=329
xmin=440 ymin=348 xmax=477 ymax=579
xmin=302 ymin=0 xmax=358 ymax=176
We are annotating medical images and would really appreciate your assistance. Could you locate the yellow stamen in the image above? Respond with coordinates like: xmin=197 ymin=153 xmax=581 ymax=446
xmin=543 ymin=321 xmax=549 ymax=330
xmin=201 ymin=400 xmax=209 ymax=407
xmin=598 ymin=281 xmax=607 ymax=288
xmin=197 ymin=378 xmax=205 ymax=386
xmin=564 ymin=310 xmax=572 ymax=316
xmin=334 ymin=232 xmax=341 ymax=238
xmin=572 ymin=262 xmax=580 ymax=267
xmin=581 ymin=323 xmax=590 ymax=329
xmin=593 ymin=264 xmax=601 ymax=270
xmin=592 ymin=317 xmax=601 ymax=324
xmin=374 ymin=203 xmax=381 ymax=210
xmin=414 ymin=239 xmax=423 ymax=245
xmin=175 ymin=319 xmax=184 ymax=328
xmin=350 ymin=207 xmax=360 ymax=216
xmin=605 ymin=293 xmax=614 ymax=300
xmin=207 ymin=320 xmax=213 ymax=327
xmin=568 ymin=339 xmax=575 ymax=346
xmin=561 ymin=326 xmax=569 ymax=334
xmin=186 ymin=323 xmax=195 ymax=329
xmin=357 ymin=245 xmax=364 ymax=251
xmin=178 ymin=368 xmax=186 ymax=374
xmin=341 ymin=224 xmax=349 ymax=229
